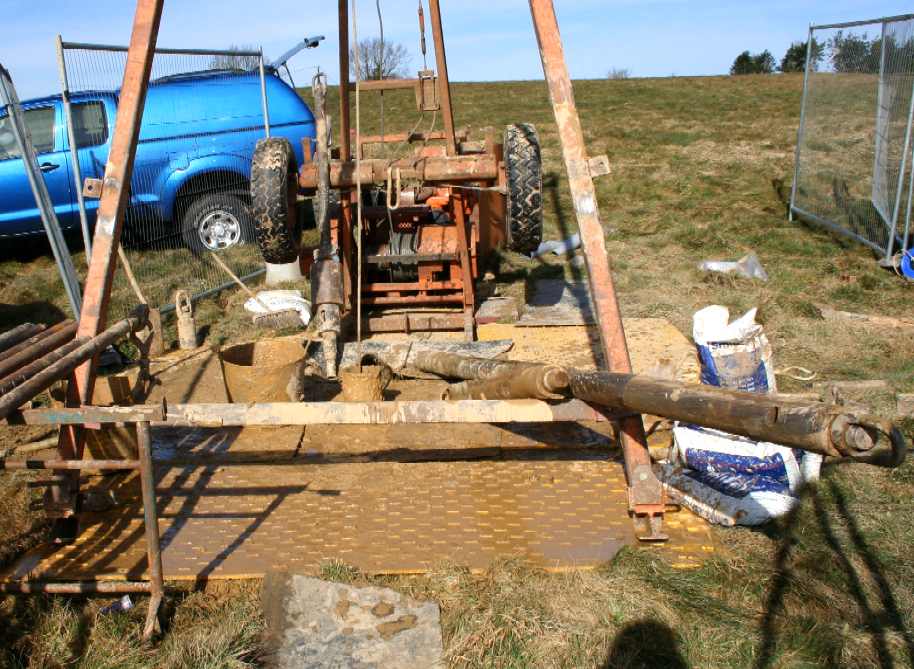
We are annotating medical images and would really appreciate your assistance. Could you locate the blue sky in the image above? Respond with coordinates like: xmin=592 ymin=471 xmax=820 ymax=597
xmin=4 ymin=1 xmax=912 ymax=99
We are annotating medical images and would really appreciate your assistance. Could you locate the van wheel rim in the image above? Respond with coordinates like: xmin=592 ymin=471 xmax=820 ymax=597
xmin=198 ymin=210 xmax=241 ymax=250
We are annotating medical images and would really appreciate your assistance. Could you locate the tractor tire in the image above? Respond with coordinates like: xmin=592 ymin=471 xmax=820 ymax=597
xmin=251 ymin=137 xmax=300 ymax=264
xmin=504 ymin=123 xmax=544 ymax=255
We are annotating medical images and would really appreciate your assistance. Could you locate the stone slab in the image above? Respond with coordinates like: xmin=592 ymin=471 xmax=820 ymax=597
xmin=262 ymin=574 xmax=444 ymax=669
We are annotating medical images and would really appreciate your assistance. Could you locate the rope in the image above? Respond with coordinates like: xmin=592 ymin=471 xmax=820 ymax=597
xmin=774 ymin=366 xmax=817 ymax=382
xmin=352 ymin=0 xmax=364 ymax=359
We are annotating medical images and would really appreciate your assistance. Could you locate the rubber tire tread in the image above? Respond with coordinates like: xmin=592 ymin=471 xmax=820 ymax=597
xmin=251 ymin=138 xmax=300 ymax=264
xmin=504 ymin=123 xmax=544 ymax=255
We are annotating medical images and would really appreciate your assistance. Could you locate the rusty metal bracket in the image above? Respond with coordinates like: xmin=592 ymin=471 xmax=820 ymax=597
xmin=82 ymin=178 xmax=104 ymax=199
xmin=587 ymin=155 xmax=611 ymax=178
xmin=417 ymin=69 xmax=440 ymax=112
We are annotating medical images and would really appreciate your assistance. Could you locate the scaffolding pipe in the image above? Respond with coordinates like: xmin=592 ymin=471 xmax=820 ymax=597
xmin=0 ymin=310 xmax=147 ymax=420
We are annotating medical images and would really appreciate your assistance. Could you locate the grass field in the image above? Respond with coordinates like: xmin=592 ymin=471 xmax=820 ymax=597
xmin=2 ymin=73 xmax=914 ymax=668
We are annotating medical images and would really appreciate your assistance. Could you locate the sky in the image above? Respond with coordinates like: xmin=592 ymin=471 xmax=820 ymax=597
xmin=3 ymin=0 xmax=912 ymax=100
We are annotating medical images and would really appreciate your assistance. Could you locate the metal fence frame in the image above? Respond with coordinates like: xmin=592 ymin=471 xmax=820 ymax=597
xmin=56 ymin=39 xmax=271 ymax=314
xmin=0 ymin=63 xmax=82 ymax=318
xmin=790 ymin=13 xmax=914 ymax=265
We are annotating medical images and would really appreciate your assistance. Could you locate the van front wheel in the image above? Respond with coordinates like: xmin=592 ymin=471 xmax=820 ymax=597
xmin=181 ymin=194 xmax=254 ymax=252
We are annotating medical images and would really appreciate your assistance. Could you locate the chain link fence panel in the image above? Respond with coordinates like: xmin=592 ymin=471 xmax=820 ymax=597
xmin=58 ymin=41 xmax=273 ymax=321
xmin=791 ymin=14 xmax=914 ymax=264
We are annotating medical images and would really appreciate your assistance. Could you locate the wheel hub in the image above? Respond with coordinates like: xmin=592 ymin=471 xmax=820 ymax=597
xmin=198 ymin=210 xmax=241 ymax=250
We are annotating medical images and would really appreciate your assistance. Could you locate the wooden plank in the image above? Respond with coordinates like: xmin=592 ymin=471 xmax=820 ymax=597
xmin=12 ymin=404 xmax=165 ymax=426
xmin=817 ymin=304 xmax=914 ymax=330
xmin=164 ymin=399 xmax=611 ymax=427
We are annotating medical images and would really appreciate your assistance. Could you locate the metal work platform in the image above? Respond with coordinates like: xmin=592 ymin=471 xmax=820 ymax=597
xmin=2 ymin=318 xmax=711 ymax=581
xmin=5 ymin=427 xmax=714 ymax=581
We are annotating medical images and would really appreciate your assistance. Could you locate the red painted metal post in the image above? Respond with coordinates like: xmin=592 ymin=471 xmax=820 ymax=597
xmin=426 ymin=0 xmax=458 ymax=156
xmin=53 ymin=0 xmax=164 ymax=521
xmin=527 ymin=0 xmax=666 ymax=540
xmin=338 ymin=0 xmax=354 ymax=309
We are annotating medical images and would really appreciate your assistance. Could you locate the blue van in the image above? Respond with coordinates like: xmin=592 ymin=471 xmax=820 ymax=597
xmin=0 ymin=69 xmax=315 ymax=251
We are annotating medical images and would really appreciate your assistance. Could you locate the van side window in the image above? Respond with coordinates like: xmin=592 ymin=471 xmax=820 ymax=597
xmin=0 ymin=107 xmax=55 ymax=160
xmin=72 ymin=102 xmax=107 ymax=148
xmin=0 ymin=115 xmax=15 ymax=160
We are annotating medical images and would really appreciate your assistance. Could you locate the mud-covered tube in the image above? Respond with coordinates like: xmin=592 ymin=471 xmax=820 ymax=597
xmin=251 ymin=137 xmax=300 ymax=264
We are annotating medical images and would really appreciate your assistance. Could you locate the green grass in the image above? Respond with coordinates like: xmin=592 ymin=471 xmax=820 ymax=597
xmin=3 ymin=73 xmax=914 ymax=667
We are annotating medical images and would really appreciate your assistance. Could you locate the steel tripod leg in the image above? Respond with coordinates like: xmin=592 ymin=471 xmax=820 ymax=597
xmin=528 ymin=0 xmax=666 ymax=541
xmin=137 ymin=421 xmax=164 ymax=641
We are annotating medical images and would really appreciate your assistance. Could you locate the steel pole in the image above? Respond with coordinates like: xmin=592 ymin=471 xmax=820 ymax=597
xmin=259 ymin=50 xmax=271 ymax=138
xmin=0 ymin=324 xmax=45 ymax=354
xmin=56 ymin=35 xmax=93 ymax=256
xmin=888 ymin=74 xmax=914 ymax=261
xmin=427 ymin=0 xmax=458 ymax=156
xmin=0 ymin=311 xmax=145 ymax=421
xmin=0 ymin=65 xmax=82 ymax=319
xmin=0 ymin=581 xmax=152 ymax=594
xmin=338 ymin=0 xmax=351 ymax=161
xmin=137 ymin=421 xmax=165 ymax=641
xmin=789 ymin=25 xmax=814 ymax=222
xmin=527 ymin=0 xmax=665 ymax=540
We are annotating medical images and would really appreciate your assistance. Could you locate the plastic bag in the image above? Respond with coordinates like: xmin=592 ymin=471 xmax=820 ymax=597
xmin=244 ymin=290 xmax=311 ymax=327
xmin=532 ymin=233 xmax=581 ymax=258
xmin=665 ymin=425 xmax=822 ymax=526
xmin=693 ymin=305 xmax=776 ymax=393
xmin=658 ymin=305 xmax=822 ymax=526
xmin=698 ymin=252 xmax=769 ymax=281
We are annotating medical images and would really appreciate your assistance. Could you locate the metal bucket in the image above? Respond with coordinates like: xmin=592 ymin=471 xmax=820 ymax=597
xmin=220 ymin=339 xmax=306 ymax=403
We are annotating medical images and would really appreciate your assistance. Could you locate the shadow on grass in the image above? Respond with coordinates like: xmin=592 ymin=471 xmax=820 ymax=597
xmin=602 ymin=619 xmax=688 ymax=668
xmin=0 ymin=301 xmax=67 ymax=331
xmin=755 ymin=479 xmax=914 ymax=669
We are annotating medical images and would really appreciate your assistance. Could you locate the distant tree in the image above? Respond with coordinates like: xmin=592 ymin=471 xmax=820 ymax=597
xmin=753 ymin=50 xmax=776 ymax=74
xmin=607 ymin=68 xmax=630 ymax=80
xmin=210 ymin=44 xmax=261 ymax=71
xmin=350 ymin=38 xmax=410 ymax=80
xmin=730 ymin=50 xmax=775 ymax=75
xmin=731 ymin=51 xmax=754 ymax=75
xmin=781 ymin=39 xmax=824 ymax=73
xmin=829 ymin=31 xmax=880 ymax=73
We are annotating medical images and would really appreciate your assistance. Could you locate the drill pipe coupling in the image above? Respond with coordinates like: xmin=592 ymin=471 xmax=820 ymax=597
xmin=829 ymin=413 xmax=907 ymax=467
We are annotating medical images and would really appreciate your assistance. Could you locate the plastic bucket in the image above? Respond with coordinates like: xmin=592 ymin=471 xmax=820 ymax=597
xmin=220 ymin=339 xmax=305 ymax=403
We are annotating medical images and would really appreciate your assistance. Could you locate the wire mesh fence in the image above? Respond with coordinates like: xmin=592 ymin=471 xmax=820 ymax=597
xmin=791 ymin=14 xmax=914 ymax=267
xmin=0 ymin=63 xmax=83 ymax=318
xmin=58 ymin=41 xmax=274 ymax=320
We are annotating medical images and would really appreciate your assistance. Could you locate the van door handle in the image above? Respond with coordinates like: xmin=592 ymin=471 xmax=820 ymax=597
xmin=39 ymin=162 xmax=60 ymax=173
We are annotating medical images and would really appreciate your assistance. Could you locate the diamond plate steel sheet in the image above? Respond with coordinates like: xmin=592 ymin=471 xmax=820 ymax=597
xmin=5 ymin=426 xmax=714 ymax=581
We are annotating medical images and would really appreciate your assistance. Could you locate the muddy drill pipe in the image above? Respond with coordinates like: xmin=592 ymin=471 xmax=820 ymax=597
xmin=412 ymin=351 xmax=568 ymax=389
xmin=310 ymin=73 xmax=343 ymax=378
xmin=414 ymin=352 xmax=905 ymax=466
xmin=413 ymin=351 xmax=568 ymax=400
xmin=569 ymin=370 xmax=905 ymax=467
xmin=0 ymin=308 xmax=148 ymax=421
xmin=0 ymin=323 xmax=45 ymax=354
xmin=443 ymin=366 xmax=569 ymax=401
